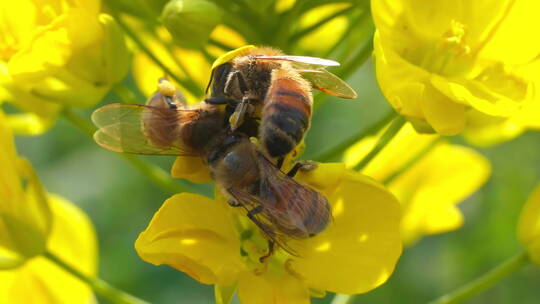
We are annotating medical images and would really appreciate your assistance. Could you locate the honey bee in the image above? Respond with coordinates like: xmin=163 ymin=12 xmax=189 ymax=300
xmin=92 ymin=79 xmax=331 ymax=259
xmin=209 ymin=133 xmax=331 ymax=259
xmin=92 ymin=79 xmax=225 ymax=156
xmin=205 ymin=45 xmax=357 ymax=164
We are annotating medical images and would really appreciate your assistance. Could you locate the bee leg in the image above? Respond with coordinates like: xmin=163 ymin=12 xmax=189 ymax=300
xmin=259 ymin=240 xmax=275 ymax=263
xmin=227 ymin=199 xmax=242 ymax=207
xmin=276 ymin=157 xmax=285 ymax=169
xmin=246 ymin=205 xmax=277 ymax=262
xmin=204 ymin=96 xmax=238 ymax=106
xmin=287 ymin=160 xmax=318 ymax=177
xmin=229 ymin=96 xmax=254 ymax=130
xmin=164 ymin=96 xmax=177 ymax=109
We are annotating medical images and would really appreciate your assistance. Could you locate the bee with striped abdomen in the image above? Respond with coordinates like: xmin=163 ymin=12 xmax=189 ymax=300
xmin=205 ymin=45 xmax=357 ymax=165
xmin=92 ymin=79 xmax=331 ymax=261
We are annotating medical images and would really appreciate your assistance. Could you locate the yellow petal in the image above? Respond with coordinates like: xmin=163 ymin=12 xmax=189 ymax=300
xmin=431 ymin=71 xmax=524 ymax=117
xmin=237 ymin=271 xmax=310 ymax=304
xmin=171 ymin=156 xmax=212 ymax=184
xmin=0 ymin=194 xmax=97 ymax=304
xmin=373 ymin=32 xmax=426 ymax=119
xmin=477 ymin=0 xmax=540 ymax=65
xmin=5 ymin=112 xmax=53 ymax=135
xmin=290 ymin=165 xmax=402 ymax=294
xmin=135 ymin=193 xmax=245 ymax=285
xmin=372 ymin=0 xmax=539 ymax=138
xmin=419 ymin=84 xmax=466 ymax=135
xmin=517 ymin=183 xmax=540 ymax=265
xmin=391 ymin=144 xmax=490 ymax=245
xmin=372 ymin=0 xmax=515 ymax=58
xmin=0 ymin=112 xmax=51 ymax=267
xmin=463 ymin=111 xmax=525 ymax=146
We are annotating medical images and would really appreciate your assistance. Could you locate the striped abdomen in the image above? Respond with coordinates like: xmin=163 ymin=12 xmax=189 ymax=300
xmin=260 ymin=69 xmax=312 ymax=158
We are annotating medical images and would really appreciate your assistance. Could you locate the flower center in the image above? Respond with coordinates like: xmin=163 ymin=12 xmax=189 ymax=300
xmin=417 ymin=20 xmax=474 ymax=77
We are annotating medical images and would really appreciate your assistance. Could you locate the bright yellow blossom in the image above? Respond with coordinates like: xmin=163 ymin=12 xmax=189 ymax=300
xmin=136 ymin=161 xmax=402 ymax=302
xmin=0 ymin=195 xmax=98 ymax=304
xmin=0 ymin=112 xmax=51 ymax=267
xmin=344 ymin=123 xmax=491 ymax=244
xmin=0 ymin=0 xmax=129 ymax=134
xmin=0 ymin=110 xmax=98 ymax=303
xmin=517 ymin=183 xmax=540 ymax=265
xmin=372 ymin=0 xmax=540 ymax=139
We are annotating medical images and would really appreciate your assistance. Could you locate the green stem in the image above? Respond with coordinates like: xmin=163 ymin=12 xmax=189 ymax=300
xmin=110 ymin=12 xmax=203 ymax=97
xmin=43 ymin=251 xmax=149 ymax=304
xmin=330 ymin=294 xmax=354 ymax=304
xmin=311 ymin=111 xmax=396 ymax=161
xmin=335 ymin=21 xmax=375 ymax=80
xmin=353 ymin=115 xmax=406 ymax=171
xmin=288 ymin=5 xmax=354 ymax=45
xmin=428 ymin=251 xmax=529 ymax=304
xmin=61 ymin=108 xmax=191 ymax=195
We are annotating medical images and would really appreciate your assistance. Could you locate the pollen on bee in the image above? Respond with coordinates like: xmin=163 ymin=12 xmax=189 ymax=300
xmin=158 ymin=79 xmax=176 ymax=97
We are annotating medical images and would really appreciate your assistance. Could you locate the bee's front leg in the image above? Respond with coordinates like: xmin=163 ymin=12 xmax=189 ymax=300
xmin=286 ymin=160 xmax=318 ymax=177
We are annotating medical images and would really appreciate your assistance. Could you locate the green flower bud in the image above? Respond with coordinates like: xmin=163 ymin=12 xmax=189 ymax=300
xmin=99 ymin=14 xmax=130 ymax=84
xmin=161 ymin=0 xmax=223 ymax=49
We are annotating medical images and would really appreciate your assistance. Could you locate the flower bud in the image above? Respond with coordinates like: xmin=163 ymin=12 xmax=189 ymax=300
xmin=99 ymin=14 xmax=130 ymax=85
xmin=518 ymin=183 xmax=540 ymax=265
xmin=161 ymin=0 xmax=223 ymax=49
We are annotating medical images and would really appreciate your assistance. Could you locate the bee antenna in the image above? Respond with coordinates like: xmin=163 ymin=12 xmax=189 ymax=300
xmin=205 ymin=68 xmax=215 ymax=94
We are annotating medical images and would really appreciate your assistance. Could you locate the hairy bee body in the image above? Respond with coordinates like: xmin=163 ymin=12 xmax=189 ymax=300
xmin=93 ymin=76 xmax=336 ymax=258
xmin=260 ymin=68 xmax=312 ymax=158
xmin=208 ymin=134 xmax=330 ymax=241
xmin=208 ymin=47 xmax=313 ymax=160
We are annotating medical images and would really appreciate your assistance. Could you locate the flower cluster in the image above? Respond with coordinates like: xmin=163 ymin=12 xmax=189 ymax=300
xmin=0 ymin=0 xmax=129 ymax=134
xmin=0 ymin=110 xmax=98 ymax=303
xmin=372 ymin=0 xmax=540 ymax=144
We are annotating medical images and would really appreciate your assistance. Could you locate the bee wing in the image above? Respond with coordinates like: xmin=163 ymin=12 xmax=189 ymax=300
xmin=227 ymin=188 xmax=300 ymax=257
xmin=91 ymin=103 xmax=197 ymax=155
xmin=254 ymin=55 xmax=340 ymax=67
xmin=257 ymin=155 xmax=331 ymax=237
xmin=296 ymin=67 xmax=357 ymax=99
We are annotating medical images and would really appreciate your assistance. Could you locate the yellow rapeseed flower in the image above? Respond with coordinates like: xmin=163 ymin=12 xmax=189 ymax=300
xmin=0 ymin=195 xmax=98 ymax=304
xmin=372 ymin=0 xmax=540 ymax=139
xmin=517 ymin=183 xmax=540 ymax=265
xmin=0 ymin=0 xmax=129 ymax=134
xmin=344 ymin=123 xmax=491 ymax=245
xmin=136 ymin=161 xmax=402 ymax=302
xmin=0 ymin=110 xmax=98 ymax=303
xmin=0 ymin=112 xmax=51 ymax=267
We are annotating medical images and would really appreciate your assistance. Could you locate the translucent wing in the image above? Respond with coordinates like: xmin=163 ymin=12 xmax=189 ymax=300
xmin=256 ymin=155 xmax=331 ymax=238
xmin=253 ymin=55 xmax=340 ymax=67
xmin=226 ymin=188 xmax=300 ymax=257
xmin=91 ymin=103 xmax=198 ymax=155
xmin=296 ymin=66 xmax=357 ymax=99
xmin=225 ymin=153 xmax=330 ymax=256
